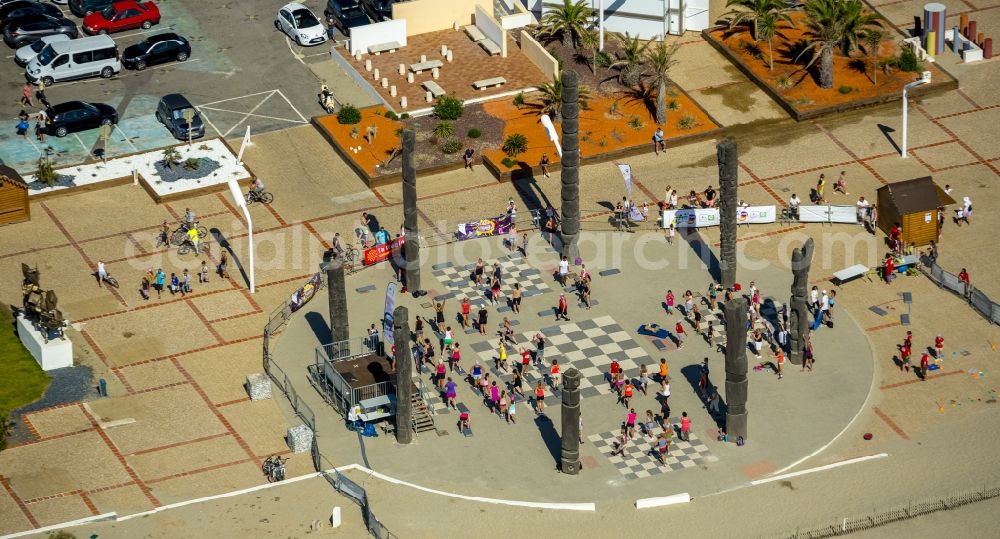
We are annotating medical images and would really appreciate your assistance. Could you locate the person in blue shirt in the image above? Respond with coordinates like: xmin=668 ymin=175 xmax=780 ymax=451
xmin=154 ymin=269 xmax=166 ymax=299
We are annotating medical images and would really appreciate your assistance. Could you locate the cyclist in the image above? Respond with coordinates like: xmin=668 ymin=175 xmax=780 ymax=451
xmin=97 ymin=260 xmax=107 ymax=287
xmin=331 ymin=232 xmax=345 ymax=258
xmin=249 ymin=177 xmax=265 ymax=201
xmin=186 ymin=225 xmax=200 ymax=253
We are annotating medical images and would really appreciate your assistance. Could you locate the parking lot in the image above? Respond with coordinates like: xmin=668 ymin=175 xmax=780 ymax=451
xmin=0 ymin=0 xmax=349 ymax=173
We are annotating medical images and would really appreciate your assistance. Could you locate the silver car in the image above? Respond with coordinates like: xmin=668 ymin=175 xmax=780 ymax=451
xmin=14 ymin=33 xmax=71 ymax=66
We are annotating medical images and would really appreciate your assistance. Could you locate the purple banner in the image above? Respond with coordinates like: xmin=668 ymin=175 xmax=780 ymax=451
xmin=455 ymin=214 xmax=514 ymax=241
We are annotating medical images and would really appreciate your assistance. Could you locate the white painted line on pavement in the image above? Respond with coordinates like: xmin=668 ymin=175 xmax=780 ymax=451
xmin=275 ymin=89 xmax=308 ymax=123
xmin=196 ymin=90 xmax=277 ymax=108
xmin=284 ymin=35 xmax=307 ymax=66
xmin=113 ymin=123 xmax=139 ymax=153
xmin=73 ymin=133 xmax=89 ymax=154
xmin=195 ymin=108 xmax=224 ymax=139
xmin=0 ymin=513 xmax=118 ymax=539
xmin=750 ymin=453 xmax=890 ymax=486
xmin=222 ymin=91 xmax=276 ymax=137
xmin=635 ymin=492 xmax=691 ymax=509
xmin=197 ymin=106 xmax=307 ymax=124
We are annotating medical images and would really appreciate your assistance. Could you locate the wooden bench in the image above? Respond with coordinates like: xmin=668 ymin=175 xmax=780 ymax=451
xmin=368 ymin=41 xmax=401 ymax=55
xmin=832 ymin=264 xmax=870 ymax=285
xmin=422 ymin=80 xmax=445 ymax=98
xmin=473 ymin=76 xmax=506 ymax=90
xmin=463 ymin=25 xmax=485 ymax=42
xmin=479 ymin=38 xmax=501 ymax=56
xmin=409 ymin=59 xmax=443 ymax=74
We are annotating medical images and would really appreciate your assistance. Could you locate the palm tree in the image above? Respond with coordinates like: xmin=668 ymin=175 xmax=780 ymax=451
xmin=722 ymin=0 xmax=792 ymax=41
xmin=799 ymin=0 xmax=880 ymax=89
xmin=864 ymin=29 xmax=885 ymax=85
xmin=579 ymin=28 xmax=600 ymax=74
xmin=609 ymin=32 xmax=650 ymax=86
xmin=532 ymin=74 xmax=592 ymax=117
xmin=839 ymin=0 xmax=884 ymax=56
xmin=537 ymin=0 xmax=594 ymax=48
xmin=757 ymin=12 xmax=779 ymax=71
xmin=643 ymin=38 xmax=678 ymax=125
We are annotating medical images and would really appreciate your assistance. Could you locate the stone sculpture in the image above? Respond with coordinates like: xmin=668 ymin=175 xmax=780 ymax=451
xmin=723 ymin=297 xmax=749 ymax=440
xmin=560 ymin=367 xmax=582 ymax=474
xmin=322 ymin=261 xmax=349 ymax=344
xmin=402 ymin=129 xmax=422 ymax=296
xmin=393 ymin=305 xmax=413 ymax=444
xmin=20 ymin=263 xmax=66 ymax=342
xmin=559 ymin=70 xmax=580 ymax=261
xmin=717 ymin=137 xmax=738 ymax=289
xmin=788 ymin=238 xmax=815 ymax=365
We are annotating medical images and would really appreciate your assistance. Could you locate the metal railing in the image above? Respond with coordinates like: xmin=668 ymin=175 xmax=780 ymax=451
xmin=920 ymin=256 xmax=1000 ymax=325
xmin=311 ymin=336 xmax=393 ymax=418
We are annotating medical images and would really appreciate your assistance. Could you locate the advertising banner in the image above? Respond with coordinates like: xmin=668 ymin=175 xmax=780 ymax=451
xmin=455 ymin=214 xmax=514 ymax=241
xmin=289 ymin=272 xmax=321 ymax=313
xmin=661 ymin=208 xmax=720 ymax=228
xmin=362 ymin=236 xmax=404 ymax=266
xmin=737 ymin=205 xmax=777 ymax=224
xmin=382 ymin=282 xmax=396 ymax=346
xmin=799 ymin=205 xmax=858 ymax=224
xmin=618 ymin=163 xmax=632 ymax=197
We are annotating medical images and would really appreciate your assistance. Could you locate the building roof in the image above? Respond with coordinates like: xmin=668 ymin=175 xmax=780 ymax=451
xmin=877 ymin=176 xmax=956 ymax=214
xmin=0 ymin=164 xmax=27 ymax=189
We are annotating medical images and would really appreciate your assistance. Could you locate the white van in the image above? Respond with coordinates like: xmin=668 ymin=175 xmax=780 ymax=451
xmin=25 ymin=35 xmax=120 ymax=86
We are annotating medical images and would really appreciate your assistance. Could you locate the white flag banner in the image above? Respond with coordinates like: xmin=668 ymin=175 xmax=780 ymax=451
xmin=618 ymin=164 xmax=632 ymax=197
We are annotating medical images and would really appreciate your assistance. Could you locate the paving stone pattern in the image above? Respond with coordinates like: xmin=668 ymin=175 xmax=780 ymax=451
xmin=431 ymin=259 xmax=552 ymax=306
xmin=587 ymin=428 xmax=718 ymax=480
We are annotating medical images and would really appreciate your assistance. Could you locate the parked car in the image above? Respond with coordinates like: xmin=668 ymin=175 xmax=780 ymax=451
xmin=155 ymin=93 xmax=204 ymax=140
xmin=360 ymin=0 xmax=392 ymax=22
xmin=44 ymin=100 xmax=118 ymax=137
xmin=0 ymin=1 xmax=62 ymax=28
xmin=275 ymin=2 xmax=326 ymax=46
xmin=13 ymin=32 xmax=70 ymax=65
xmin=3 ymin=13 xmax=77 ymax=48
xmin=25 ymin=34 xmax=119 ymax=84
xmin=82 ymin=0 xmax=158 ymax=35
xmin=121 ymin=31 xmax=188 ymax=69
xmin=69 ymin=0 xmax=114 ymax=17
xmin=323 ymin=0 xmax=368 ymax=36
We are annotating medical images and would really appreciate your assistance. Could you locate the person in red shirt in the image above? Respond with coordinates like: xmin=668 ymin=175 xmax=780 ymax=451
xmin=520 ymin=347 xmax=531 ymax=371
xmin=934 ymin=335 xmax=945 ymax=359
xmin=675 ymin=321 xmax=686 ymax=349
xmin=958 ymin=268 xmax=971 ymax=299
xmin=903 ymin=330 xmax=912 ymax=349
xmin=883 ymin=254 xmax=894 ymax=284
xmin=460 ymin=298 xmax=471 ymax=328
xmin=550 ymin=359 xmax=561 ymax=389
xmin=920 ymin=352 xmax=930 ymax=381
xmin=556 ymin=293 xmax=570 ymax=321
xmin=535 ymin=381 xmax=545 ymax=414
xmin=889 ymin=224 xmax=902 ymax=253
xmin=610 ymin=359 xmax=621 ymax=386
xmin=622 ymin=382 xmax=634 ymax=409
xmin=899 ymin=342 xmax=911 ymax=372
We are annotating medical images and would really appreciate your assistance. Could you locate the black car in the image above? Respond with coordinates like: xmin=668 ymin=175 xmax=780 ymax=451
xmin=45 ymin=101 xmax=118 ymax=137
xmin=122 ymin=32 xmax=189 ymax=70
xmin=360 ymin=0 xmax=392 ymax=22
xmin=3 ymin=14 xmax=78 ymax=48
xmin=69 ymin=0 xmax=114 ymax=18
xmin=324 ymin=0 xmax=368 ymax=36
xmin=0 ymin=1 xmax=62 ymax=27
xmin=155 ymin=93 xmax=204 ymax=140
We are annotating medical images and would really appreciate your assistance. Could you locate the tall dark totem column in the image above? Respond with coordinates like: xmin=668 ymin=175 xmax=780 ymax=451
xmin=717 ymin=137 xmax=739 ymax=289
xmin=392 ymin=305 xmax=413 ymax=444
xmin=322 ymin=260 xmax=349 ymax=343
xmin=559 ymin=70 xmax=581 ymax=262
xmin=401 ymin=128 xmax=422 ymax=295
xmin=723 ymin=297 xmax=749 ymax=440
xmin=788 ymin=239 xmax=815 ymax=365
xmin=560 ymin=368 xmax=581 ymax=474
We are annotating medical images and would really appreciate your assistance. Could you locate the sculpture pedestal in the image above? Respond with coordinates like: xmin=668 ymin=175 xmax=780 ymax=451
xmin=17 ymin=313 xmax=72 ymax=371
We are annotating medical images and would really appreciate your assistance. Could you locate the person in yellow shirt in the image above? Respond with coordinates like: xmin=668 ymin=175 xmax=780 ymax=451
xmin=186 ymin=226 xmax=199 ymax=253
xmin=497 ymin=340 xmax=508 ymax=372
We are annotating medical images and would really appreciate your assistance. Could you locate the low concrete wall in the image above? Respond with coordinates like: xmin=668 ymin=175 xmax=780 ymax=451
xmin=475 ymin=5 xmax=508 ymax=57
xmin=349 ymin=18 xmax=407 ymax=56
xmin=392 ymin=0 xmax=492 ymax=36
xmin=519 ymin=31 xmax=557 ymax=81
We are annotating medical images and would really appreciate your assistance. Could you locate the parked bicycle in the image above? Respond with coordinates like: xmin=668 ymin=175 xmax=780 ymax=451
xmin=246 ymin=189 xmax=274 ymax=205
xmin=101 ymin=273 xmax=119 ymax=289
xmin=262 ymin=455 xmax=288 ymax=482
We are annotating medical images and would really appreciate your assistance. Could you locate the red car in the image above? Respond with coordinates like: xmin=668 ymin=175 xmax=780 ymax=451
xmin=82 ymin=1 xmax=159 ymax=35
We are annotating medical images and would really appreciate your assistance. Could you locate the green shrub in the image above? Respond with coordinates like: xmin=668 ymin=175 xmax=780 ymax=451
xmin=627 ymin=116 xmax=644 ymax=130
xmin=595 ymin=50 xmax=612 ymax=67
xmin=467 ymin=128 xmax=482 ymax=139
xmin=441 ymin=139 xmax=463 ymax=154
xmin=400 ymin=113 xmax=410 ymax=119
xmin=776 ymin=75 xmax=794 ymax=90
xmin=501 ymin=157 xmax=517 ymax=168
xmin=433 ymin=122 xmax=455 ymax=139
xmin=513 ymin=92 xmax=525 ymax=107
xmin=385 ymin=110 xmax=399 ymax=121
xmin=433 ymin=95 xmax=464 ymax=120
xmin=899 ymin=47 xmax=920 ymax=72
xmin=337 ymin=104 xmax=361 ymax=125
xmin=667 ymin=99 xmax=679 ymax=111
xmin=678 ymin=115 xmax=697 ymax=130
xmin=183 ymin=157 xmax=200 ymax=170
xmin=502 ymin=133 xmax=528 ymax=157
xmin=838 ymin=85 xmax=853 ymax=94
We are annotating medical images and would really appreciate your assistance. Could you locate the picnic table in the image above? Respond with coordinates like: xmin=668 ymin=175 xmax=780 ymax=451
xmin=409 ymin=60 xmax=443 ymax=74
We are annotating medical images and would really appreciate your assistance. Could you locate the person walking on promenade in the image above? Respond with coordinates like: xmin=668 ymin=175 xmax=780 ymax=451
xmin=535 ymin=381 xmax=545 ymax=414
xmin=680 ymin=411 xmax=691 ymax=442
xmin=958 ymin=268 xmax=971 ymax=299
xmin=920 ymin=352 xmax=930 ymax=381
xmin=556 ymin=293 xmax=570 ymax=321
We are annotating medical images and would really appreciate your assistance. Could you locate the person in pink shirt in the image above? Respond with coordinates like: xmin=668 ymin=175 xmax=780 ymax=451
xmin=665 ymin=290 xmax=675 ymax=315
xmin=626 ymin=408 xmax=637 ymax=438
xmin=490 ymin=381 xmax=501 ymax=414
xmin=680 ymin=411 xmax=691 ymax=441
xmin=435 ymin=360 xmax=447 ymax=389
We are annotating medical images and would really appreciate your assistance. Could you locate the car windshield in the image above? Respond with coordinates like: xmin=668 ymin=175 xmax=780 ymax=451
xmin=135 ymin=38 xmax=151 ymax=50
xmin=36 ymin=45 xmax=56 ymax=65
xmin=30 ymin=40 xmax=47 ymax=53
xmin=292 ymin=9 xmax=319 ymax=28
xmin=100 ymin=6 xmax=116 ymax=18
xmin=171 ymin=107 xmax=196 ymax=121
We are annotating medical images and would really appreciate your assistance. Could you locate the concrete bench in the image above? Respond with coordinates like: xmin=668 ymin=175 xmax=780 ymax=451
xmin=422 ymin=80 xmax=445 ymax=98
xmin=410 ymin=59 xmax=444 ymax=74
xmin=479 ymin=38 xmax=501 ymax=56
xmin=368 ymin=41 xmax=401 ymax=55
xmin=832 ymin=264 xmax=870 ymax=284
xmin=473 ymin=76 xmax=506 ymax=90
xmin=464 ymin=25 xmax=485 ymax=42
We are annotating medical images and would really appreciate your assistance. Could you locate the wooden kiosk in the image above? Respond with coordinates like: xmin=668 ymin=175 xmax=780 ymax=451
xmin=876 ymin=176 xmax=955 ymax=246
xmin=0 ymin=165 xmax=29 ymax=225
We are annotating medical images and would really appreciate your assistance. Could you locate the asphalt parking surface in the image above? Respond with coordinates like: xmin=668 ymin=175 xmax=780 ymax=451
xmin=0 ymin=0 xmax=340 ymax=173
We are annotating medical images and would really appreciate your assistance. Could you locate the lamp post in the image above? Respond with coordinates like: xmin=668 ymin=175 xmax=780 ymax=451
xmin=901 ymin=71 xmax=932 ymax=158
xmin=227 ymin=179 xmax=255 ymax=293
xmin=598 ymin=0 xmax=604 ymax=51
xmin=540 ymin=114 xmax=563 ymax=157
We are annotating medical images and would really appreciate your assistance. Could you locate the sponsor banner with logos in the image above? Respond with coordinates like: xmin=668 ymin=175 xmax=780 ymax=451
xmin=662 ymin=206 xmax=777 ymax=228
xmin=289 ymin=272 xmax=321 ymax=313
xmin=455 ymin=214 xmax=514 ymax=241
xmin=799 ymin=205 xmax=858 ymax=224
xmin=362 ymin=236 xmax=404 ymax=266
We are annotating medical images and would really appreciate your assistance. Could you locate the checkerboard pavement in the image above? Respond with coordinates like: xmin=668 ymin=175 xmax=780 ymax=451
xmin=587 ymin=427 xmax=718 ymax=479
xmin=430 ymin=258 xmax=552 ymax=306
xmin=468 ymin=315 xmax=652 ymax=399
xmin=690 ymin=299 xmax=784 ymax=347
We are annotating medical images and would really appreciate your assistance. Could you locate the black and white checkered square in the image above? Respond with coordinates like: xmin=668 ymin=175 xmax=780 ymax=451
xmin=468 ymin=315 xmax=652 ymax=399
xmin=587 ymin=427 xmax=718 ymax=479
xmin=431 ymin=259 xmax=551 ymax=306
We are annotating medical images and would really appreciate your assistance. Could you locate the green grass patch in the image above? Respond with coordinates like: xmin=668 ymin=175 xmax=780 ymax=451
xmin=0 ymin=309 xmax=50 ymax=448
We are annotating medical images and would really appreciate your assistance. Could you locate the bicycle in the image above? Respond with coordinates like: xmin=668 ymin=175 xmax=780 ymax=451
xmin=170 ymin=222 xmax=209 ymax=247
xmin=178 ymin=240 xmax=210 ymax=256
xmin=246 ymin=189 xmax=274 ymax=205
xmin=101 ymin=273 xmax=119 ymax=289
xmin=262 ymin=455 xmax=288 ymax=482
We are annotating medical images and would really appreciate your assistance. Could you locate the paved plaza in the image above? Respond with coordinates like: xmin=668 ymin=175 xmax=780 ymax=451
xmin=1 ymin=0 xmax=999 ymax=535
